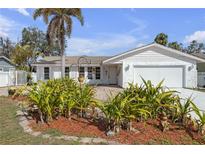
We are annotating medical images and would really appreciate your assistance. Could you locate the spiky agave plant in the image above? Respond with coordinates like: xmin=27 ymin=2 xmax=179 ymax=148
xmin=191 ymin=102 xmax=205 ymax=135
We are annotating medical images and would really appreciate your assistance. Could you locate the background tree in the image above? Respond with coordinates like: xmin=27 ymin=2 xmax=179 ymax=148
xmin=168 ymin=42 xmax=183 ymax=51
xmin=11 ymin=44 xmax=33 ymax=70
xmin=21 ymin=27 xmax=60 ymax=56
xmin=154 ymin=33 xmax=168 ymax=46
xmin=33 ymin=8 xmax=84 ymax=77
xmin=185 ymin=40 xmax=205 ymax=53
xmin=0 ymin=37 xmax=14 ymax=58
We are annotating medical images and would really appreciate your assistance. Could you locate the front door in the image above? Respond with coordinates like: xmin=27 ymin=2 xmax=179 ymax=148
xmin=108 ymin=66 xmax=117 ymax=85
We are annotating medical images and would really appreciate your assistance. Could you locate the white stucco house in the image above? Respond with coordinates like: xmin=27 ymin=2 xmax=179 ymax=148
xmin=32 ymin=43 xmax=205 ymax=88
xmin=192 ymin=52 xmax=205 ymax=87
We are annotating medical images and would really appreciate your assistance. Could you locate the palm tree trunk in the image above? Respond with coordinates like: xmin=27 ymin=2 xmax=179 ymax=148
xmin=61 ymin=53 xmax=65 ymax=78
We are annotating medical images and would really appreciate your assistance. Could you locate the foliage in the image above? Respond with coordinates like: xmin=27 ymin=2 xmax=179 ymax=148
xmin=174 ymin=97 xmax=193 ymax=124
xmin=21 ymin=27 xmax=60 ymax=56
xmin=185 ymin=40 xmax=205 ymax=53
xmin=168 ymin=41 xmax=183 ymax=51
xmin=74 ymin=84 xmax=95 ymax=118
xmin=0 ymin=37 xmax=14 ymax=58
xmin=154 ymin=33 xmax=168 ymax=46
xmin=10 ymin=44 xmax=33 ymax=70
xmin=191 ymin=102 xmax=205 ymax=135
xmin=28 ymin=77 xmax=96 ymax=122
xmin=33 ymin=8 xmax=84 ymax=77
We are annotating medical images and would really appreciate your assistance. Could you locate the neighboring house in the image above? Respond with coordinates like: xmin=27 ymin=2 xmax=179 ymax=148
xmin=32 ymin=43 xmax=205 ymax=88
xmin=0 ymin=56 xmax=15 ymax=72
xmin=191 ymin=53 xmax=205 ymax=87
xmin=0 ymin=56 xmax=16 ymax=87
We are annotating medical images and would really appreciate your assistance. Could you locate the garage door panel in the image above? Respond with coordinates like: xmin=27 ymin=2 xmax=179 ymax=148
xmin=134 ymin=66 xmax=183 ymax=88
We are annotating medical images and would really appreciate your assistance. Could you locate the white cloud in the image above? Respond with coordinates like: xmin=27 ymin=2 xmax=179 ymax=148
xmin=9 ymin=8 xmax=30 ymax=16
xmin=184 ymin=31 xmax=205 ymax=43
xmin=66 ymin=34 xmax=141 ymax=55
xmin=127 ymin=16 xmax=148 ymax=34
xmin=0 ymin=15 xmax=17 ymax=38
xmin=16 ymin=8 xmax=30 ymax=16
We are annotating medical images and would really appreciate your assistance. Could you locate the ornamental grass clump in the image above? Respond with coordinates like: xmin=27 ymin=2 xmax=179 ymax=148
xmin=28 ymin=77 xmax=96 ymax=123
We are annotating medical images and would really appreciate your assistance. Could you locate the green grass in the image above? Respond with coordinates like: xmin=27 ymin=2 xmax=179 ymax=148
xmin=0 ymin=97 xmax=79 ymax=145
xmin=43 ymin=128 xmax=64 ymax=137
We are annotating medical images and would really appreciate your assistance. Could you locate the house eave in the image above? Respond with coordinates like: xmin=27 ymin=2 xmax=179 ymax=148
xmin=103 ymin=43 xmax=205 ymax=64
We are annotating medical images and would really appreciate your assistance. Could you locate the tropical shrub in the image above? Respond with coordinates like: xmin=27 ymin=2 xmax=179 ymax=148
xmin=173 ymin=97 xmax=193 ymax=125
xmin=191 ymin=102 xmax=205 ymax=135
xmin=28 ymin=77 xmax=79 ymax=122
xmin=121 ymin=79 xmax=178 ymax=119
xmin=99 ymin=93 xmax=150 ymax=134
xmin=74 ymin=84 xmax=96 ymax=118
xmin=28 ymin=81 xmax=53 ymax=122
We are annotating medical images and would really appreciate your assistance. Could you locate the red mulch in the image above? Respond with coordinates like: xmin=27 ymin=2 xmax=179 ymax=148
xmin=10 ymin=95 xmax=28 ymax=102
xmin=29 ymin=116 xmax=205 ymax=144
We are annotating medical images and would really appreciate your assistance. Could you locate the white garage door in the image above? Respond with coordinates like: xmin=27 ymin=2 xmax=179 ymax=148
xmin=134 ymin=66 xmax=184 ymax=87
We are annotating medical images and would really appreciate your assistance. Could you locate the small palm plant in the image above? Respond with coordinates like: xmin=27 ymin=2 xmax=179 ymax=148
xmin=60 ymin=92 xmax=76 ymax=120
xmin=99 ymin=93 xmax=125 ymax=133
xmin=74 ymin=84 xmax=95 ymax=118
xmin=28 ymin=82 xmax=53 ymax=123
xmin=174 ymin=97 xmax=193 ymax=125
xmin=191 ymin=102 xmax=205 ymax=135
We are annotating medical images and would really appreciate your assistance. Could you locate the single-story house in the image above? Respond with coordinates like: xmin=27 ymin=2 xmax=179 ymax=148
xmin=191 ymin=52 xmax=205 ymax=87
xmin=0 ymin=56 xmax=16 ymax=87
xmin=0 ymin=56 xmax=15 ymax=72
xmin=32 ymin=43 xmax=205 ymax=88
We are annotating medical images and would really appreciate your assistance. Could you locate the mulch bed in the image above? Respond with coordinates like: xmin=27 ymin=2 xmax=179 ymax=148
xmin=29 ymin=116 xmax=205 ymax=144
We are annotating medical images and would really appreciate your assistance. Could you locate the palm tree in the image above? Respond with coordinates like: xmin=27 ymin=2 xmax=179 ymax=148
xmin=33 ymin=8 xmax=84 ymax=77
xmin=154 ymin=33 xmax=168 ymax=46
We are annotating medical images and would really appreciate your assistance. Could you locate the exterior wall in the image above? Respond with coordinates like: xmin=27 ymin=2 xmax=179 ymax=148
xmin=117 ymin=65 xmax=123 ymax=87
xmin=36 ymin=65 xmax=105 ymax=85
xmin=198 ymin=72 xmax=205 ymax=87
xmin=122 ymin=50 xmax=198 ymax=88
xmin=0 ymin=58 xmax=15 ymax=72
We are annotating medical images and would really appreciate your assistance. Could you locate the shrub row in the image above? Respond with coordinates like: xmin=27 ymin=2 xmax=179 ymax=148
xmin=25 ymin=77 xmax=205 ymax=135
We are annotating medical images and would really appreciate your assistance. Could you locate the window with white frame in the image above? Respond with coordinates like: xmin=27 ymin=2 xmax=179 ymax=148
xmin=65 ymin=67 xmax=69 ymax=77
xmin=88 ymin=67 xmax=92 ymax=79
xmin=95 ymin=67 xmax=101 ymax=79
xmin=44 ymin=67 xmax=50 ymax=80
xmin=0 ymin=68 xmax=3 ymax=72
xmin=79 ymin=67 xmax=84 ymax=77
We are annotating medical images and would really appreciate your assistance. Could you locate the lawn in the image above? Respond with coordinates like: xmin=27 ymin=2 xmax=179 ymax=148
xmin=0 ymin=97 xmax=79 ymax=145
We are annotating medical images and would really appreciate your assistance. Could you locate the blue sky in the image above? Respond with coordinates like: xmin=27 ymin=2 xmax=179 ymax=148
xmin=0 ymin=8 xmax=205 ymax=56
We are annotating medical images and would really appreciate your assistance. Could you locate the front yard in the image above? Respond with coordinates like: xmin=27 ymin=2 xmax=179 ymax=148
xmin=0 ymin=97 xmax=79 ymax=144
xmin=1 ymin=96 xmax=205 ymax=144
xmin=1 ymin=79 xmax=205 ymax=144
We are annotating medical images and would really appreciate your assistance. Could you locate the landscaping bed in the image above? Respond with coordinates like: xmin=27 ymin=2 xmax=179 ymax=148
xmin=9 ymin=77 xmax=205 ymax=145
xmin=29 ymin=116 xmax=205 ymax=144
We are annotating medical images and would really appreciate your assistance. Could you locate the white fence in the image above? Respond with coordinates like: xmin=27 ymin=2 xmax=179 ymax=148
xmin=198 ymin=72 xmax=205 ymax=87
xmin=0 ymin=70 xmax=28 ymax=87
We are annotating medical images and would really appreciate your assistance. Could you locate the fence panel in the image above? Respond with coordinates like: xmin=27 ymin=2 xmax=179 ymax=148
xmin=0 ymin=70 xmax=28 ymax=87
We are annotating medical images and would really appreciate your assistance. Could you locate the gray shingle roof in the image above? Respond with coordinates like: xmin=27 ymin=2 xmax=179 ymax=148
xmin=191 ymin=52 xmax=205 ymax=60
xmin=35 ymin=56 xmax=111 ymax=65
